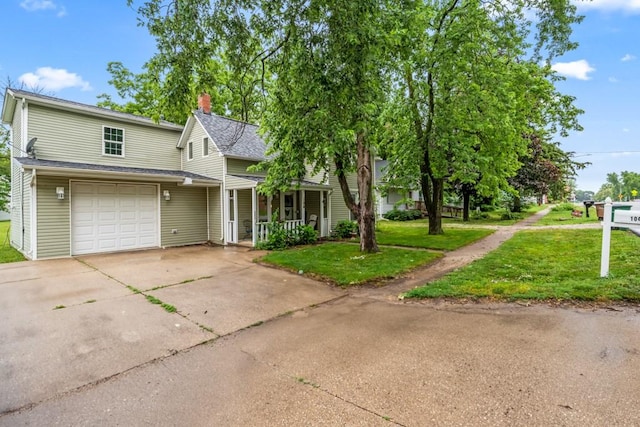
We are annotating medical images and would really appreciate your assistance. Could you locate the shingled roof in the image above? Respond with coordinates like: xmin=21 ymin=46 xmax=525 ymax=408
xmin=15 ymin=157 xmax=219 ymax=184
xmin=193 ymin=110 xmax=267 ymax=161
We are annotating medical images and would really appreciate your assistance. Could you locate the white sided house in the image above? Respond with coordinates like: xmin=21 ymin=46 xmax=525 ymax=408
xmin=2 ymin=89 xmax=356 ymax=259
xmin=374 ymin=159 xmax=422 ymax=217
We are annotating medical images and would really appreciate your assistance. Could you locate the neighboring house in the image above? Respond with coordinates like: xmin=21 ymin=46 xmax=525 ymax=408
xmin=1 ymin=89 xmax=356 ymax=260
xmin=373 ymin=159 xmax=422 ymax=217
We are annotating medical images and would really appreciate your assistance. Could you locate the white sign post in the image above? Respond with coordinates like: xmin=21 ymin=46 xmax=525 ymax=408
xmin=600 ymin=197 xmax=640 ymax=277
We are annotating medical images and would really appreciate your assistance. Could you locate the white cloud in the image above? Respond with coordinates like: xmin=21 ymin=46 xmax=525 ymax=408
xmin=20 ymin=0 xmax=66 ymax=17
xmin=576 ymin=0 xmax=640 ymax=13
xmin=19 ymin=67 xmax=92 ymax=91
xmin=623 ymin=128 xmax=630 ymax=133
xmin=609 ymin=77 xmax=619 ymax=83
xmin=551 ymin=60 xmax=595 ymax=80
xmin=621 ymin=54 xmax=636 ymax=62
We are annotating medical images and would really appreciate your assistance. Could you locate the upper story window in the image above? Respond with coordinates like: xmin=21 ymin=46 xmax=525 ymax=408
xmin=187 ymin=141 xmax=194 ymax=161
xmin=103 ymin=126 xmax=124 ymax=157
xmin=203 ymin=137 xmax=209 ymax=157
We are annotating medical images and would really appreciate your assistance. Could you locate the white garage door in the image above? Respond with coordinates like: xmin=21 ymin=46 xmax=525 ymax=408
xmin=71 ymin=182 xmax=159 ymax=255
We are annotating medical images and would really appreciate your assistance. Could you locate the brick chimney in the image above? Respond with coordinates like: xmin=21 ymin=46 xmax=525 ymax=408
xmin=198 ymin=92 xmax=211 ymax=114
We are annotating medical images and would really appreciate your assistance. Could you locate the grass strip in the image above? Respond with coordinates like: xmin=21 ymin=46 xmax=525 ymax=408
xmin=376 ymin=221 xmax=493 ymax=250
xmin=261 ymin=242 xmax=441 ymax=287
xmin=405 ymin=229 xmax=640 ymax=301
xmin=0 ymin=221 xmax=26 ymax=263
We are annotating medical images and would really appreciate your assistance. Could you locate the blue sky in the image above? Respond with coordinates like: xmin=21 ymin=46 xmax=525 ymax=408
xmin=2 ymin=0 xmax=639 ymax=193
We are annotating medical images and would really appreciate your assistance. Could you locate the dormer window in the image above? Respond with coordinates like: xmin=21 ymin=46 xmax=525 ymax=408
xmin=188 ymin=141 xmax=194 ymax=161
xmin=103 ymin=126 xmax=124 ymax=157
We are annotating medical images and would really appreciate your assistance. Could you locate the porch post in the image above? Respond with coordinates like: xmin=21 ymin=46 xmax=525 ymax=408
xmin=267 ymin=195 xmax=272 ymax=222
xmin=320 ymin=190 xmax=325 ymax=237
xmin=301 ymin=190 xmax=306 ymax=223
xmin=328 ymin=191 xmax=333 ymax=234
xmin=223 ymin=188 xmax=228 ymax=245
xmin=252 ymin=187 xmax=258 ymax=247
xmin=279 ymin=191 xmax=285 ymax=220
xmin=233 ymin=189 xmax=238 ymax=243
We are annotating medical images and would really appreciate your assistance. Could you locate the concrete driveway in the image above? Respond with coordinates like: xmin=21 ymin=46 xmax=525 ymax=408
xmin=2 ymin=298 xmax=640 ymax=426
xmin=0 ymin=245 xmax=344 ymax=414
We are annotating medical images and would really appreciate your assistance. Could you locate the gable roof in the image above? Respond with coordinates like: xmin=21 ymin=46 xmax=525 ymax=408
xmin=2 ymin=88 xmax=183 ymax=131
xmin=190 ymin=110 xmax=267 ymax=161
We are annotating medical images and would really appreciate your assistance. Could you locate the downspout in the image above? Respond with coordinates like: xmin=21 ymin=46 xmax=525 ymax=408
xmin=20 ymin=169 xmax=24 ymax=251
xmin=206 ymin=186 xmax=210 ymax=241
xmin=221 ymin=155 xmax=227 ymax=244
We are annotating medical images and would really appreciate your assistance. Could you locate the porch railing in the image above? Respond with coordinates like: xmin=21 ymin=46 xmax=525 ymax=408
xmin=255 ymin=219 xmax=305 ymax=242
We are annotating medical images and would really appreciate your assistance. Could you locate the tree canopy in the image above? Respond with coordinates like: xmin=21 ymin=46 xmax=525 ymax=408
xmin=109 ymin=0 xmax=584 ymax=247
xmin=377 ymin=0 xmax=583 ymax=234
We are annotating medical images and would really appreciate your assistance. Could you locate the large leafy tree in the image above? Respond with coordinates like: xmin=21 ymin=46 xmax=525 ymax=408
xmin=107 ymin=0 xmax=267 ymax=124
xmin=380 ymin=0 xmax=583 ymax=234
xmin=620 ymin=171 xmax=640 ymax=201
xmin=509 ymin=135 xmax=588 ymax=207
xmin=255 ymin=0 xmax=386 ymax=252
xmin=127 ymin=0 xmax=388 ymax=252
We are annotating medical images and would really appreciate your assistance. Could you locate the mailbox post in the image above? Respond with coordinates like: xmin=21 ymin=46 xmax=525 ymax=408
xmin=601 ymin=197 xmax=640 ymax=277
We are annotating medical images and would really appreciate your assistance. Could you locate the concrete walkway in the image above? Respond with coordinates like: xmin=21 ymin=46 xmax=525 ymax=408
xmin=355 ymin=207 xmax=559 ymax=300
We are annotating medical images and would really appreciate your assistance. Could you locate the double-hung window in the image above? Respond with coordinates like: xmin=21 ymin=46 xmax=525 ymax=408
xmin=203 ymin=137 xmax=209 ymax=157
xmin=103 ymin=126 xmax=124 ymax=157
xmin=188 ymin=141 xmax=194 ymax=161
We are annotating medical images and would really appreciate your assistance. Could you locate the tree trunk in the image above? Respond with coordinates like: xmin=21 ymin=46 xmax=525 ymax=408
xmin=512 ymin=196 xmax=522 ymax=213
xmin=335 ymin=131 xmax=378 ymax=253
xmin=463 ymin=190 xmax=470 ymax=222
xmin=421 ymin=172 xmax=444 ymax=235
xmin=356 ymin=131 xmax=378 ymax=253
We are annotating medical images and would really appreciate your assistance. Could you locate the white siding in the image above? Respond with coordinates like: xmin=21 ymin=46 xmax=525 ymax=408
xmin=328 ymin=164 xmax=357 ymax=229
xmin=182 ymin=122 xmax=225 ymax=179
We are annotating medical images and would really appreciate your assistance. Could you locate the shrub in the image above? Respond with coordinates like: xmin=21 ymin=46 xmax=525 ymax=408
xmin=334 ymin=220 xmax=358 ymax=238
xmin=471 ymin=211 xmax=489 ymax=220
xmin=290 ymin=225 xmax=318 ymax=246
xmin=257 ymin=221 xmax=318 ymax=250
xmin=501 ymin=211 xmax=524 ymax=220
xmin=257 ymin=219 xmax=288 ymax=250
xmin=383 ymin=209 xmax=423 ymax=221
xmin=551 ymin=202 xmax=577 ymax=212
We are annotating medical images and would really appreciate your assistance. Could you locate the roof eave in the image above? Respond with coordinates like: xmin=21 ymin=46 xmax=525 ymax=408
xmin=224 ymin=153 xmax=267 ymax=162
xmin=1 ymin=89 xmax=17 ymax=124
xmin=176 ymin=115 xmax=196 ymax=148
xmin=19 ymin=163 xmax=220 ymax=186
xmin=11 ymin=90 xmax=183 ymax=131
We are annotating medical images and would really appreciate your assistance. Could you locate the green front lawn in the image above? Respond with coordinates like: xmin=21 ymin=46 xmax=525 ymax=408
xmin=534 ymin=206 xmax=600 ymax=226
xmin=375 ymin=220 xmax=494 ymax=250
xmin=405 ymin=228 xmax=640 ymax=302
xmin=0 ymin=221 xmax=26 ymax=263
xmin=260 ymin=242 xmax=441 ymax=287
xmin=442 ymin=204 xmax=547 ymax=226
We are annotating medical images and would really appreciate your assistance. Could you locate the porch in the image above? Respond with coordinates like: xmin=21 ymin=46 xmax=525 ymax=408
xmin=224 ymin=184 xmax=332 ymax=247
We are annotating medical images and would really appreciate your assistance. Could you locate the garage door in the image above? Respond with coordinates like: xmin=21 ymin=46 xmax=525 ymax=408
xmin=71 ymin=182 xmax=159 ymax=255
